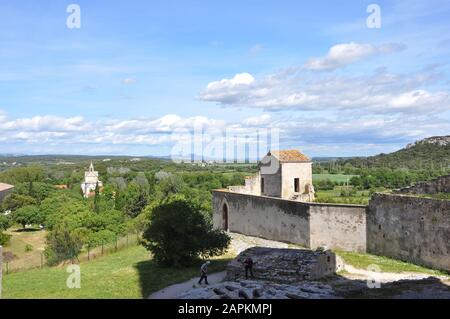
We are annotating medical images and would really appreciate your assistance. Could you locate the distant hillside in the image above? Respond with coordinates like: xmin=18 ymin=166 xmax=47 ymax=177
xmin=339 ymin=136 xmax=450 ymax=169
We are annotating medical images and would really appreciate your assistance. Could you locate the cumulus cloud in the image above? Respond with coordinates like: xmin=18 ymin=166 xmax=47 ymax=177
xmin=303 ymin=42 xmax=406 ymax=71
xmin=1 ymin=108 xmax=449 ymax=157
xmin=198 ymin=66 xmax=450 ymax=114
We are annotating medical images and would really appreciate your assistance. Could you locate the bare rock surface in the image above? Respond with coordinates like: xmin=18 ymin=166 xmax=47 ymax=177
xmin=226 ymin=246 xmax=342 ymax=283
xmin=178 ymin=280 xmax=339 ymax=299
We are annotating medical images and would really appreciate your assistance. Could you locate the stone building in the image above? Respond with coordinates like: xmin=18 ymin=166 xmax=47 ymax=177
xmin=228 ymin=150 xmax=315 ymax=202
xmin=0 ymin=182 xmax=14 ymax=203
xmin=213 ymin=149 xmax=367 ymax=252
xmin=81 ymin=162 xmax=103 ymax=198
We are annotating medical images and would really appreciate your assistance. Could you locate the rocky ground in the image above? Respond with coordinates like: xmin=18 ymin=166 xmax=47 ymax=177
xmin=150 ymin=233 xmax=450 ymax=299
xmin=179 ymin=279 xmax=339 ymax=299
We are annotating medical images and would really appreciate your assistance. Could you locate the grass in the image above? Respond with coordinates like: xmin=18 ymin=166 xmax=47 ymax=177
xmin=3 ymin=227 xmax=47 ymax=271
xmin=315 ymin=186 xmax=370 ymax=205
xmin=2 ymin=245 xmax=235 ymax=299
xmin=336 ymin=250 xmax=448 ymax=276
xmin=313 ymin=174 xmax=358 ymax=183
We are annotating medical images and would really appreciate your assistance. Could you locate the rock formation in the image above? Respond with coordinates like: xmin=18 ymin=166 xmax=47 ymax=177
xmin=179 ymin=247 xmax=344 ymax=299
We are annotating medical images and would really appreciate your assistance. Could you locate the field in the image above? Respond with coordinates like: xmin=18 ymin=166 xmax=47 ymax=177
xmin=2 ymin=245 xmax=235 ymax=299
xmin=3 ymin=228 xmax=47 ymax=272
xmin=315 ymin=186 xmax=371 ymax=205
xmin=313 ymin=174 xmax=358 ymax=183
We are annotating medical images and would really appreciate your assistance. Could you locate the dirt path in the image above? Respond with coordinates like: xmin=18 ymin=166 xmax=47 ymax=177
xmin=148 ymin=271 xmax=227 ymax=299
xmin=343 ymin=264 xmax=449 ymax=283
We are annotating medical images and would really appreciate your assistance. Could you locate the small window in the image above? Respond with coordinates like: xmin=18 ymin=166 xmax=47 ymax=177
xmin=294 ymin=178 xmax=300 ymax=193
xmin=261 ymin=178 xmax=265 ymax=194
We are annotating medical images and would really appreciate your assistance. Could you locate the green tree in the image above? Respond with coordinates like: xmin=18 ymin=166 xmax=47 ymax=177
xmin=0 ymin=214 xmax=12 ymax=231
xmin=2 ymin=193 xmax=37 ymax=212
xmin=121 ymin=182 xmax=149 ymax=218
xmin=44 ymin=221 xmax=84 ymax=265
xmin=11 ymin=205 xmax=42 ymax=229
xmin=141 ymin=198 xmax=230 ymax=266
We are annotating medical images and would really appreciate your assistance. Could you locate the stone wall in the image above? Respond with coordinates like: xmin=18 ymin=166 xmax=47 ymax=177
xmin=213 ymin=190 xmax=311 ymax=247
xmin=280 ymin=162 xmax=313 ymax=200
xmin=309 ymin=204 xmax=367 ymax=252
xmin=213 ymin=190 xmax=367 ymax=252
xmin=0 ymin=187 xmax=14 ymax=203
xmin=395 ymin=175 xmax=450 ymax=195
xmin=367 ymin=193 xmax=450 ymax=272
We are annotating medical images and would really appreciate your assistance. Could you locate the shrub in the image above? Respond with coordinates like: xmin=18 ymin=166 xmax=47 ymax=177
xmin=25 ymin=244 xmax=33 ymax=252
xmin=141 ymin=199 xmax=230 ymax=266
xmin=0 ymin=232 xmax=12 ymax=246
xmin=44 ymin=222 xmax=84 ymax=265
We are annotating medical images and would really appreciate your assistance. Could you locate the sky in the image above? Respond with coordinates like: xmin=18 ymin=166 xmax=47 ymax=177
xmin=0 ymin=0 xmax=449 ymax=158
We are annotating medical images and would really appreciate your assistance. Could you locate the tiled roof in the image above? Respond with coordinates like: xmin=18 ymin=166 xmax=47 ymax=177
xmin=270 ymin=150 xmax=311 ymax=162
xmin=0 ymin=182 xmax=14 ymax=192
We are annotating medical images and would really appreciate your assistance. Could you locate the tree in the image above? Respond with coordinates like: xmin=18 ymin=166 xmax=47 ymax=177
xmin=0 ymin=214 xmax=12 ymax=231
xmin=121 ymin=182 xmax=149 ymax=218
xmin=44 ymin=221 xmax=84 ymax=265
xmin=11 ymin=205 xmax=42 ymax=229
xmin=2 ymin=193 xmax=37 ymax=212
xmin=0 ymin=214 xmax=12 ymax=245
xmin=141 ymin=198 xmax=230 ymax=266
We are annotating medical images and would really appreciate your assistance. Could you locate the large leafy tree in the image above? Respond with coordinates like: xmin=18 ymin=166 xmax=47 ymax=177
xmin=2 ymin=193 xmax=37 ymax=212
xmin=141 ymin=198 xmax=230 ymax=266
xmin=11 ymin=205 xmax=42 ymax=229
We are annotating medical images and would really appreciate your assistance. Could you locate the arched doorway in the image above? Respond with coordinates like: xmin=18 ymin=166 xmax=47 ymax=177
xmin=222 ymin=203 xmax=229 ymax=231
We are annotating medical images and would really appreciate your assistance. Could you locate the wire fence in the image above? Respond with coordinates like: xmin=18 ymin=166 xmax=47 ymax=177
xmin=1 ymin=232 xmax=141 ymax=275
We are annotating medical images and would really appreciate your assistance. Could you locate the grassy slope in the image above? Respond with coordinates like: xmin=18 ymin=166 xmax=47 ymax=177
xmin=3 ymin=245 xmax=234 ymax=299
xmin=336 ymin=250 xmax=448 ymax=276
xmin=3 ymin=228 xmax=46 ymax=271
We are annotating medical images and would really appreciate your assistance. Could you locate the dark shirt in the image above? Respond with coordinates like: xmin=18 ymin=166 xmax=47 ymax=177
xmin=244 ymin=258 xmax=254 ymax=268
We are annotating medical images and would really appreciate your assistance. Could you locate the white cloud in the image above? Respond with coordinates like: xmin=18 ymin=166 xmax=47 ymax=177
xmin=122 ymin=78 xmax=137 ymax=85
xmin=0 ymin=110 xmax=449 ymax=157
xmin=199 ymin=66 xmax=450 ymax=115
xmin=303 ymin=42 xmax=406 ymax=71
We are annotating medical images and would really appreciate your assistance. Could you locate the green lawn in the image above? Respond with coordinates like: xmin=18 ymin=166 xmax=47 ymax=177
xmin=313 ymin=174 xmax=358 ymax=183
xmin=336 ymin=250 xmax=448 ymax=276
xmin=3 ymin=228 xmax=47 ymax=272
xmin=2 ymin=245 xmax=234 ymax=299
xmin=315 ymin=186 xmax=371 ymax=205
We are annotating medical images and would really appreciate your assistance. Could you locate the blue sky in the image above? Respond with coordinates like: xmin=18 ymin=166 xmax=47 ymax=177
xmin=0 ymin=0 xmax=449 ymax=157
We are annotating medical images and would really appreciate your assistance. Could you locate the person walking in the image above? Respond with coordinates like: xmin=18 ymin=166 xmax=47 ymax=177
xmin=243 ymin=257 xmax=255 ymax=279
xmin=198 ymin=260 xmax=210 ymax=285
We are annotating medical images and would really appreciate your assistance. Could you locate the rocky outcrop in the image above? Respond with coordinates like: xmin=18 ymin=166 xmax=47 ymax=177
xmin=406 ymin=136 xmax=450 ymax=148
xmin=178 ymin=280 xmax=339 ymax=299
xmin=225 ymin=247 xmax=343 ymax=283
xmin=178 ymin=247 xmax=343 ymax=299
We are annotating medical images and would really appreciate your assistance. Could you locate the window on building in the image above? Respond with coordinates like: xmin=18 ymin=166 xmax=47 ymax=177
xmin=294 ymin=178 xmax=300 ymax=193
xmin=261 ymin=178 xmax=265 ymax=194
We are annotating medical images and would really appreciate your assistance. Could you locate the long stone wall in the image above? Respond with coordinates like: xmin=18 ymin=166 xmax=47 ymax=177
xmin=396 ymin=175 xmax=450 ymax=195
xmin=309 ymin=204 xmax=367 ymax=252
xmin=213 ymin=190 xmax=311 ymax=247
xmin=213 ymin=190 xmax=366 ymax=252
xmin=368 ymin=193 xmax=450 ymax=272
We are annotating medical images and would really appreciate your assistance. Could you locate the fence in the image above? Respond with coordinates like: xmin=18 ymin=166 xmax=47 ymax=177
xmin=1 ymin=232 xmax=141 ymax=275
